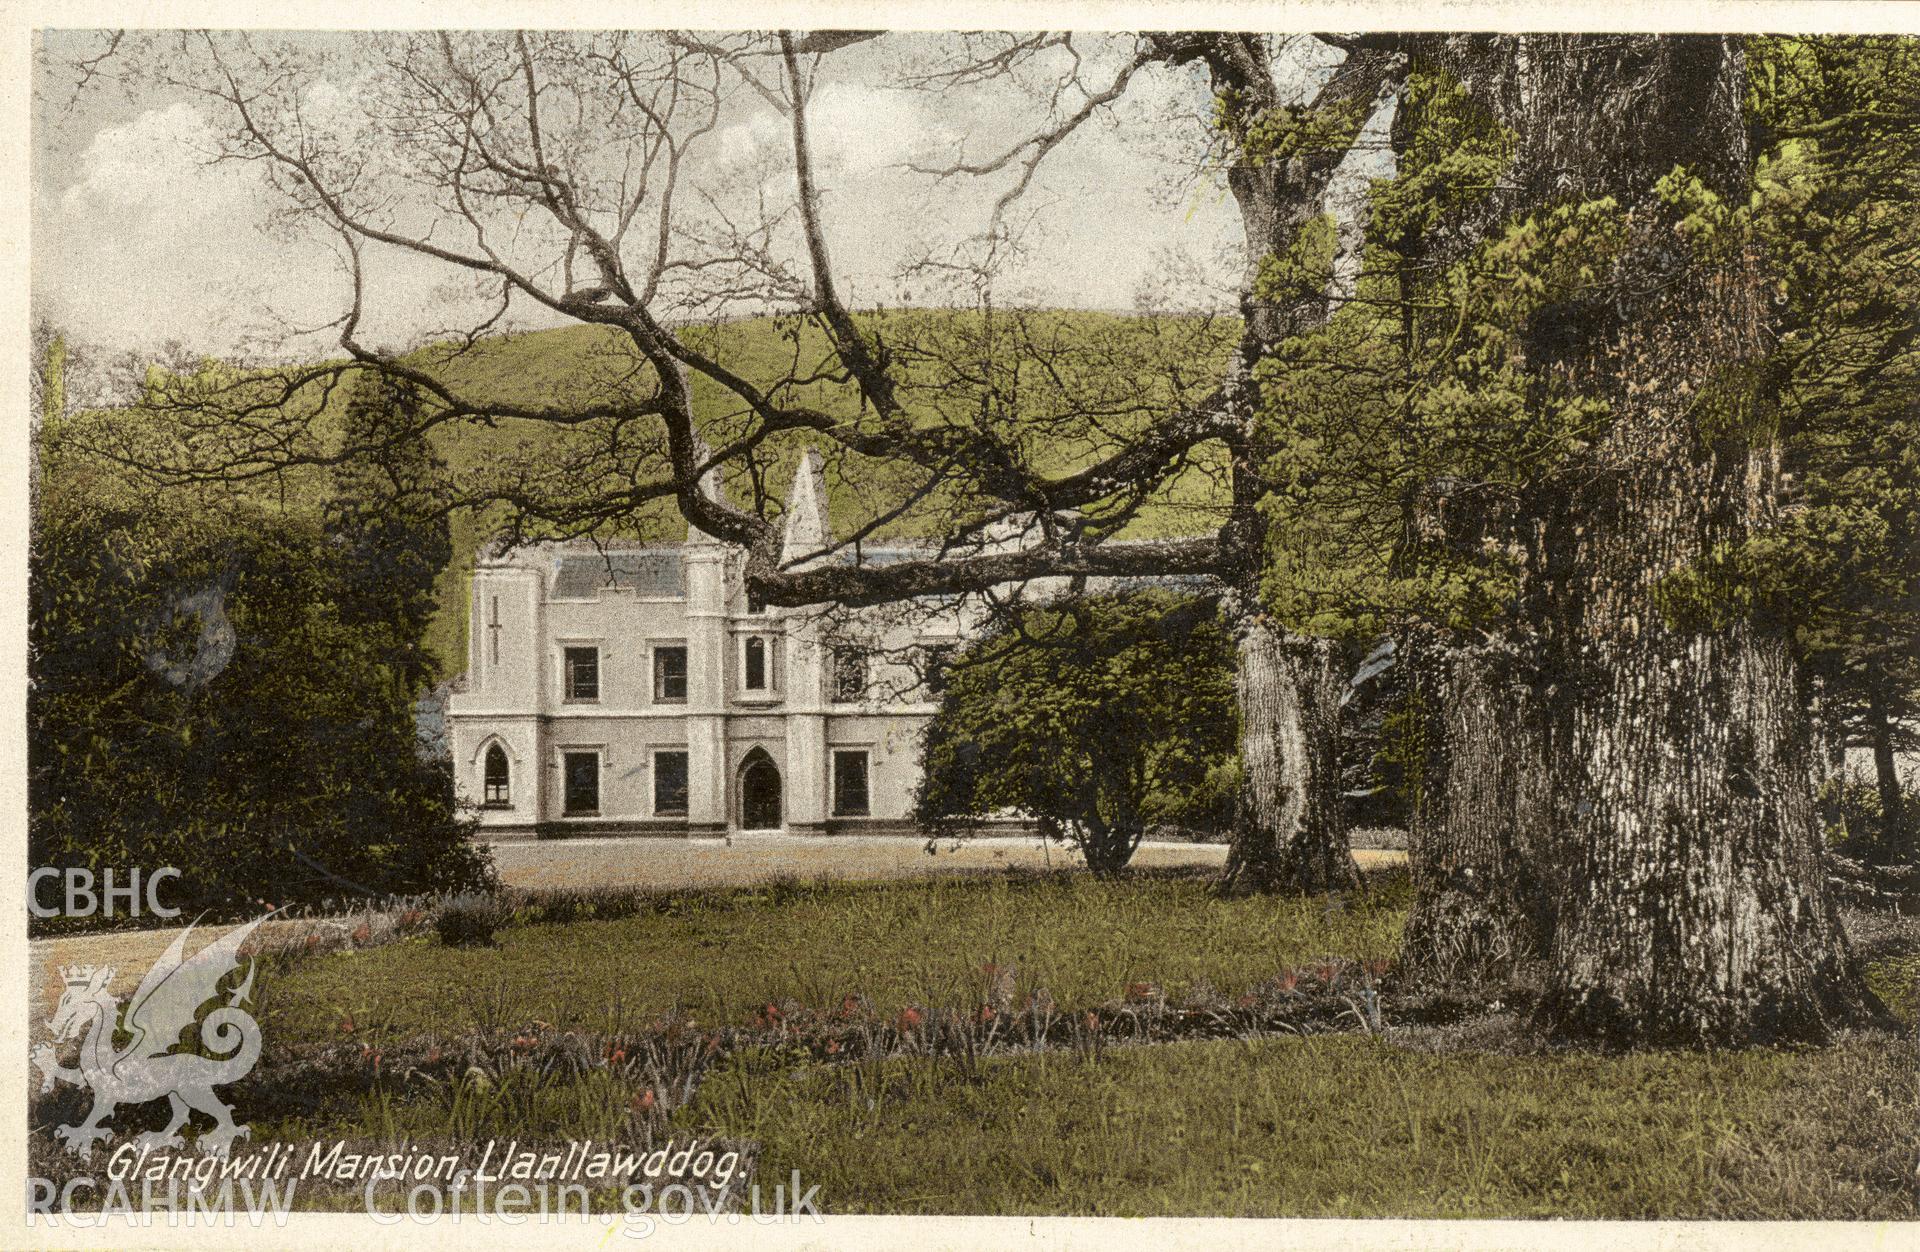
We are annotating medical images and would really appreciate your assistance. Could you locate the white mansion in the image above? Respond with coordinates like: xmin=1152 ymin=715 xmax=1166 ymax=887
xmin=446 ymin=452 xmax=992 ymax=839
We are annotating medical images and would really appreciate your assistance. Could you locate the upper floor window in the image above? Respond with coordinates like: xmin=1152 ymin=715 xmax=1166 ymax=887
xmin=832 ymin=646 xmax=868 ymax=703
xmin=921 ymin=644 xmax=957 ymax=697
xmin=746 ymin=587 xmax=767 ymax=614
xmin=483 ymin=744 xmax=510 ymax=805
xmin=487 ymin=596 xmax=501 ymax=667
xmin=653 ymin=645 xmax=688 ymax=703
xmin=744 ymin=636 xmax=768 ymax=691
xmin=564 ymin=647 xmax=600 ymax=702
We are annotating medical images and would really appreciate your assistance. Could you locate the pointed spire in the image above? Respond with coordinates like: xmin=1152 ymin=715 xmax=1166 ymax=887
xmin=780 ymin=447 xmax=832 ymax=566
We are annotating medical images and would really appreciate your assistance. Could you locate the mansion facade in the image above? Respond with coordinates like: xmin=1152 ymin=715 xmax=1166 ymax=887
xmin=446 ymin=453 xmax=988 ymax=839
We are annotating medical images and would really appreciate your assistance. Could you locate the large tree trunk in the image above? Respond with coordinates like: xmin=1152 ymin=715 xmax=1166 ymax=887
xmin=1223 ymin=613 xmax=1359 ymax=894
xmin=1544 ymin=619 xmax=1871 ymax=1043
xmin=1397 ymin=35 xmax=1880 ymax=1044
xmin=1398 ymin=631 xmax=1553 ymax=984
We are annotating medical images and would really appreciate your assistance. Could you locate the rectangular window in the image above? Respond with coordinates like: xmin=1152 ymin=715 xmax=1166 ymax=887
xmin=654 ymin=750 xmax=689 ymax=816
xmin=922 ymin=644 xmax=956 ymax=697
xmin=744 ymin=636 xmax=768 ymax=691
xmin=653 ymin=646 xmax=688 ymax=703
xmin=832 ymin=646 xmax=867 ymax=703
xmin=564 ymin=647 xmax=600 ymax=702
xmin=563 ymin=751 xmax=599 ymax=814
xmin=832 ymin=750 xmax=870 ymax=817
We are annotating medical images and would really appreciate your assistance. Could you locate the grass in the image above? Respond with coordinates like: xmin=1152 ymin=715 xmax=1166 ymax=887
xmin=1866 ymin=951 xmax=1920 ymax=1025
xmin=262 ymin=869 xmax=1407 ymax=1045
xmin=34 ymin=867 xmax=1920 ymax=1218
xmin=675 ymin=1032 xmax=1918 ymax=1219
xmin=219 ymin=1029 xmax=1918 ymax=1218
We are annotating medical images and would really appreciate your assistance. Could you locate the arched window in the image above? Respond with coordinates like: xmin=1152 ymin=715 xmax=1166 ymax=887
xmin=484 ymin=744 xmax=510 ymax=805
xmin=744 ymin=636 xmax=767 ymax=690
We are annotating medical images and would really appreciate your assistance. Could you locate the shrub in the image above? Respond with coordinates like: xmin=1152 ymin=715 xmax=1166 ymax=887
xmin=916 ymin=591 xmax=1236 ymax=875
xmin=30 ymin=374 xmax=495 ymax=931
xmin=1822 ymin=773 xmax=1920 ymax=869
xmin=435 ymin=893 xmax=506 ymax=947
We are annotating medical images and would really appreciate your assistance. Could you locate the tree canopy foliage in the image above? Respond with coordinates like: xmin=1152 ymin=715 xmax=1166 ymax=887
xmin=1745 ymin=36 xmax=1920 ymax=864
xmin=29 ymin=376 xmax=492 ymax=924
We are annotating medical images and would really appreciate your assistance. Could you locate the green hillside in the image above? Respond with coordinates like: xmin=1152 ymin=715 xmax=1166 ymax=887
xmin=41 ymin=310 xmax=1237 ymax=677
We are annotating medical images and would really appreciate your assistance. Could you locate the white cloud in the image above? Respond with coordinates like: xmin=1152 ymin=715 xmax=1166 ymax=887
xmin=808 ymin=80 xmax=958 ymax=175
xmin=56 ymin=101 xmax=251 ymax=224
xmin=33 ymin=39 xmax=1249 ymax=358
xmin=715 ymin=109 xmax=786 ymax=169
xmin=38 ymin=100 xmax=342 ymax=357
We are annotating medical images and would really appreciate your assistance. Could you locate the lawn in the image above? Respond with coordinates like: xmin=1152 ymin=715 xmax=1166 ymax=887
xmin=261 ymin=868 xmax=1408 ymax=1044
xmin=678 ymin=1033 xmax=1918 ymax=1219
xmin=37 ymin=866 xmax=1919 ymax=1219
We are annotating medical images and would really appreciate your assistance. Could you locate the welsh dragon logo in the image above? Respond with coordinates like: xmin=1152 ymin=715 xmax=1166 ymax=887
xmin=35 ymin=915 xmax=268 ymax=1160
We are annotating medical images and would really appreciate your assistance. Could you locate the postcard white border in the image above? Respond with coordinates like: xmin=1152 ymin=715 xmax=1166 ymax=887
xmin=5 ymin=3 xmax=1919 ymax=1249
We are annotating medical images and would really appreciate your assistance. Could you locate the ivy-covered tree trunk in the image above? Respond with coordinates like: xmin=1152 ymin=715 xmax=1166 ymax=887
xmin=1170 ymin=35 xmax=1402 ymax=894
xmin=1384 ymin=39 xmax=1561 ymax=975
xmin=1397 ymin=35 xmax=1879 ymax=1043
xmin=1219 ymin=406 xmax=1358 ymax=895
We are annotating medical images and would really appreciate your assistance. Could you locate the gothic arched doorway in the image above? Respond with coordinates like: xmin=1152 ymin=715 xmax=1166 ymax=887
xmin=739 ymin=749 xmax=782 ymax=831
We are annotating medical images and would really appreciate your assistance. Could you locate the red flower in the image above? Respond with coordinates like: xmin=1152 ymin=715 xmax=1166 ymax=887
xmin=351 ymin=922 xmax=372 ymax=945
xmin=977 ymin=1004 xmax=997 ymax=1024
xmin=824 ymin=1038 xmax=842 ymax=1055
xmin=425 ymin=1045 xmax=442 ymax=1065
xmin=338 ymin=1014 xmax=356 ymax=1035
xmin=610 ymin=1047 xmax=627 ymax=1065
xmin=632 ymin=1088 xmax=656 ymax=1114
xmin=510 ymin=1034 xmax=537 ymax=1054
xmin=898 ymin=1007 xmax=923 ymax=1031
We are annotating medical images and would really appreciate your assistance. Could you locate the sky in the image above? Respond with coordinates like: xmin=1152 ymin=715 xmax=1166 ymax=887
xmin=31 ymin=30 xmax=1369 ymax=365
